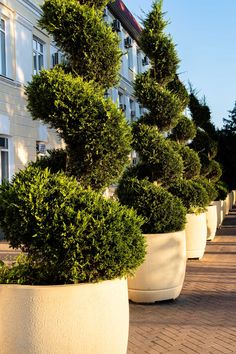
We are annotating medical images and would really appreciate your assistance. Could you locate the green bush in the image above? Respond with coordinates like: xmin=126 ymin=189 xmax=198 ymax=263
xmin=195 ymin=177 xmax=218 ymax=203
xmin=190 ymin=129 xmax=218 ymax=159
xmin=177 ymin=144 xmax=201 ymax=180
xmin=26 ymin=68 xmax=131 ymax=191
xmin=207 ymin=160 xmax=222 ymax=182
xmin=139 ymin=1 xmax=179 ymax=85
xmin=30 ymin=149 xmax=67 ymax=173
xmin=39 ymin=0 xmax=121 ymax=88
xmin=170 ymin=116 xmax=197 ymax=143
xmin=215 ymin=181 xmax=228 ymax=201
xmin=0 ymin=167 xmax=146 ymax=285
xmin=132 ymin=123 xmax=183 ymax=185
xmin=168 ymin=179 xmax=209 ymax=213
xmin=167 ymin=75 xmax=189 ymax=111
xmin=117 ymin=176 xmax=186 ymax=234
xmin=134 ymin=73 xmax=181 ymax=131
xmin=199 ymin=154 xmax=222 ymax=182
xmin=169 ymin=141 xmax=201 ymax=180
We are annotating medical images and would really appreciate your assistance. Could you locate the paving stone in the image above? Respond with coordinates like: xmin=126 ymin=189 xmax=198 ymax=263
xmin=128 ymin=207 xmax=236 ymax=353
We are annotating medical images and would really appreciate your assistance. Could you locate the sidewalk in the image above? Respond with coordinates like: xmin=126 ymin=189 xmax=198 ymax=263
xmin=128 ymin=208 xmax=236 ymax=353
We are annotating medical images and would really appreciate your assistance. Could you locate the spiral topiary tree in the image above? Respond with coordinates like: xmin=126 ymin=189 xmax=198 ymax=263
xmin=188 ymin=90 xmax=222 ymax=191
xmin=117 ymin=0 xmax=189 ymax=233
xmin=26 ymin=0 xmax=131 ymax=191
xmin=0 ymin=0 xmax=146 ymax=286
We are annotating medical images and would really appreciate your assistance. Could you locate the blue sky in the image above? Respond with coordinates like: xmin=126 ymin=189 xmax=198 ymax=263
xmin=126 ymin=0 xmax=236 ymax=128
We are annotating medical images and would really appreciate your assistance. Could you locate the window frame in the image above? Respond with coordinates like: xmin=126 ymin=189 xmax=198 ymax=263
xmin=0 ymin=17 xmax=6 ymax=76
xmin=33 ymin=36 xmax=45 ymax=75
xmin=0 ymin=136 xmax=9 ymax=184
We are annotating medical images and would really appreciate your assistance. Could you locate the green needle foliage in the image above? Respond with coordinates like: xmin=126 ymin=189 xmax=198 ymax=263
xmin=0 ymin=167 xmax=146 ymax=284
xmin=39 ymin=0 xmax=121 ymax=88
xmin=140 ymin=0 xmax=179 ymax=86
xmin=26 ymin=68 xmax=131 ymax=190
xmin=168 ymin=179 xmax=209 ymax=214
xmin=118 ymin=0 xmax=188 ymax=233
xmin=0 ymin=0 xmax=146 ymax=285
xmin=170 ymin=115 xmax=197 ymax=144
xmin=117 ymin=177 xmax=186 ymax=234
xmin=26 ymin=0 xmax=131 ymax=191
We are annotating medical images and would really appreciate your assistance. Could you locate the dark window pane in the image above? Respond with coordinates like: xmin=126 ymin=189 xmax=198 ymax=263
xmin=1 ymin=151 xmax=9 ymax=181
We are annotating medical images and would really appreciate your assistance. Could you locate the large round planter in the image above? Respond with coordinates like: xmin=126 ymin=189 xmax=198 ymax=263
xmin=232 ymin=190 xmax=236 ymax=205
xmin=229 ymin=191 xmax=234 ymax=210
xmin=206 ymin=205 xmax=217 ymax=241
xmin=185 ymin=212 xmax=207 ymax=259
xmin=213 ymin=200 xmax=224 ymax=228
xmin=0 ymin=279 xmax=129 ymax=354
xmin=128 ymin=230 xmax=186 ymax=303
xmin=224 ymin=194 xmax=230 ymax=216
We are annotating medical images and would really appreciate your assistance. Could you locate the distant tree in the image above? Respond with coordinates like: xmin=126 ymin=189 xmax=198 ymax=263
xmin=217 ymin=102 xmax=236 ymax=189
xmin=222 ymin=101 xmax=236 ymax=132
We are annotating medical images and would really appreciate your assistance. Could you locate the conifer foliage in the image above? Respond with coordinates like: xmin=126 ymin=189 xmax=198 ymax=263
xmin=26 ymin=0 xmax=131 ymax=191
xmin=117 ymin=0 xmax=187 ymax=233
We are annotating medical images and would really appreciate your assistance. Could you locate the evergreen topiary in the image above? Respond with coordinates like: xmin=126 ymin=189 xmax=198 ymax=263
xmin=168 ymin=179 xmax=209 ymax=214
xmin=0 ymin=167 xmax=145 ymax=284
xmin=30 ymin=149 xmax=67 ymax=173
xmin=134 ymin=73 xmax=182 ymax=131
xmin=195 ymin=177 xmax=218 ymax=203
xmin=167 ymin=75 xmax=189 ymax=111
xmin=117 ymin=0 xmax=188 ymax=233
xmin=132 ymin=123 xmax=183 ymax=185
xmin=215 ymin=181 xmax=228 ymax=201
xmin=39 ymin=0 xmax=121 ymax=88
xmin=0 ymin=0 xmax=146 ymax=285
xmin=176 ymin=144 xmax=201 ymax=180
xmin=117 ymin=177 xmax=186 ymax=234
xmin=26 ymin=0 xmax=131 ymax=191
xmin=170 ymin=115 xmax=196 ymax=143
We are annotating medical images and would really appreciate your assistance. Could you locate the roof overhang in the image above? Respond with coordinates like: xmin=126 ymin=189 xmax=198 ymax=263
xmin=108 ymin=0 xmax=142 ymax=43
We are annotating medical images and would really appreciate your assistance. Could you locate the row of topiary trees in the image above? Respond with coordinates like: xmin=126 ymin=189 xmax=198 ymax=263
xmin=117 ymin=0 xmax=224 ymax=235
xmin=0 ymin=0 xmax=228 ymax=290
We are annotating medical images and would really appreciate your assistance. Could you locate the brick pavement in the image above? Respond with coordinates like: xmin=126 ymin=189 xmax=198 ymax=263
xmin=128 ymin=207 xmax=236 ymax=354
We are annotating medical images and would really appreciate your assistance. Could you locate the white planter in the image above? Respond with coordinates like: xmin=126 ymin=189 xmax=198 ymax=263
xmin=229 ymin=191 xmax=234 ymax=210
xmin=213 ymin=200 xmax=224 ymax=228
xmin=206 ymin=205 xmax=217 ymax=241
xmin=128 ymin=230 xmax=186 ymax=303
xmin=232 ymin=190 xmax=236 ymax=205
xmin=0 ymin=279 xmax=129 ymax=354
xmin=185 ymin=213 xmax=207 ymax=259
xmin=224 ymin=194 xmax=230 ymax=216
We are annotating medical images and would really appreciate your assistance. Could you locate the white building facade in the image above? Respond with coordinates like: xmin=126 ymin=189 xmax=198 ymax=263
xmin=0 ymin=0 xmax=148 ymax=184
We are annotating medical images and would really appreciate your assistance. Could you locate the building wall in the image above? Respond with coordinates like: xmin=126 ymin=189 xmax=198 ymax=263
xmin=0 ymin=0 xmax=62 ymax=182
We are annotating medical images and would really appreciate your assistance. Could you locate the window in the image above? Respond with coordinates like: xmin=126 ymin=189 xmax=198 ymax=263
xmin=128 ymin=48 xmax=133 ymax=70
xmin=118 ymin=92 xmax=126 ymax=112
xmin=0 ymin=18 xmax=6 ymax=76
xmin=33 ymin=37 xmax=44 ymax=75
xmin=130 ymin=100 xmax=136 ymax=123
xmin=0 ymin=136 xmax=9 ymax=183
xmin=36 ymin=141 xmax=47 ymax=156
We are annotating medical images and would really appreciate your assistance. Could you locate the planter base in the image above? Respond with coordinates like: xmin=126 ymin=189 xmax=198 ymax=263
xmin=185 ymin=213 xmax=207 ymax=260
xmin=186 ymin=249 xmax=204 ymax=260
xmin=0 ymin=279 xmax=128 ymax=354
xmin=128 ymin=231 xmax=186 ymax=303
xmin=129 ymin=284 xmax=183 ymax=303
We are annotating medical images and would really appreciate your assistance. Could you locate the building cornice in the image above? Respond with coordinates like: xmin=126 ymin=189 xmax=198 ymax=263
xmin=18 ymin=0 xmax=42 ymax=16
xmin=108 ymin=0 xmax=142 ymax=43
